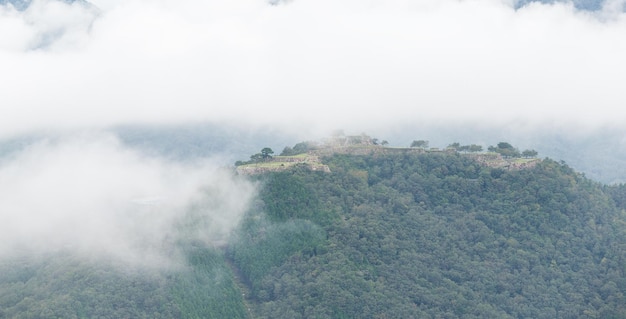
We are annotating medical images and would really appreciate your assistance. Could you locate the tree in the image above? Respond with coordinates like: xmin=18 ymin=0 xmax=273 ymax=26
xmin=292 ymin=142 xmax=310 ymax=154
xmin=280 ymin=146 xmax=294 ymax=156
xmin=261 ymin=148 xmax=274 ymax=160
xmin=250 ymin=153 xmax=263 ymax=162
xmin=468 ymin=144 xmax=483 ymax=153
xmin=410 ymin=140 xmax=429 ymax=148
xmin=489 ymin=142 xmax=520 ymax=158
xmin=522 ymin=149 xmax=538 ymax=158
xmin=497 ymin=142 xmax=514 ymax=150
xmin=381 ymin=140 xmax=389 ymax=146
xmin=282 ymin=142 xmax=312 ymax=156
xmin=448 ymin=142 xmax=461 ymax=150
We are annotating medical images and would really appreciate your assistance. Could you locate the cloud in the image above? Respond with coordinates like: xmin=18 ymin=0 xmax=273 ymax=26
xmin=2 ymin=0 xmax=626 ymax=136
xmin=1 ymin=0 xmax=626 ymax=270
xmin=0 ymin=132 xmax=256 ymax=269
xmin=0 ymin=0 xmax=98 ymax=51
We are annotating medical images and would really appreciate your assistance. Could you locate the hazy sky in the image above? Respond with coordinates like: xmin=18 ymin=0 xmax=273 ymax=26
xmin=1 ymin=0 xmax=626 ymax=138
xmin=2 ymin=0 xmax=626 ymax=267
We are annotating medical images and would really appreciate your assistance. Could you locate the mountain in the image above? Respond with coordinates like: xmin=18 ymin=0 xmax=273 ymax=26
xmin=0 ymin=0 xmax=89 ymax=11
xmin=110 ymin=123 xmax=626 ymax=184
xmin=374 ymin=123 xmax=626 ymax=185
xmin=1 ymin=137 xmax=625 ymax=318
xmin=228 ymin=142 xmax=626 ymax=318
xmin=0 ymin=0 xmax=29 ymax=10
xmin=0 ymin=248 xmax=248 ymax=318
xmin=0 ymin=0 xmax=613 ymax=12
xmin=112 ymin=123 xmax=303 ymax=165
xmin=515 ymin=0 xmax=606 ymax=11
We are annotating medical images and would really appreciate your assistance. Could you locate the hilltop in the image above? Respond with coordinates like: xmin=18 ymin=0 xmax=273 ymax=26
xmin=235 ymin=153 xmax=331 ymax=175
xmin=235 ymin=134 xmax=541 ymax=175
xmin=2 ymin=133 xmax=625 ymax=319
xmin=229 ymin=144 xmax=626 ymax=318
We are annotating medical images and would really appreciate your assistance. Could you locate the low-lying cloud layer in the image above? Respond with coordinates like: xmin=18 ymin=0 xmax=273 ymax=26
xmin=0 ymin=133 xmax=256 ymax=268
xmin=2 ymin=0 xmax=626 ymax=259
xmin=1 ymin=0 xmax=626 ymax=272
xmin=1 ymin=0 xmax=626 ymax=138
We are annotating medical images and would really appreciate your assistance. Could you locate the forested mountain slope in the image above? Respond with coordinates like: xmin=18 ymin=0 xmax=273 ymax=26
xmin=230 ymin=151 xmax=626 ymax=318
xmin=0 ymin=248 xmax=248 ymax=318
xmin=1 ymin=149 xmax=625 ymax=318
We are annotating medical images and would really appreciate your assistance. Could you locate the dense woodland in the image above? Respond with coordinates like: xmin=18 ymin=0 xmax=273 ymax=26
xmin=0 ymin=247 xmax=247 ymax=318
xmin=230 ymin=151 xmax=626 ymax=318
xmin=1 ymin=148 xmax=626 ymax=318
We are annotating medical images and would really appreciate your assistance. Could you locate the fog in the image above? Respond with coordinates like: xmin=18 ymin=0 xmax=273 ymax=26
xmin=0 ymin=133 xmax=256 ymax=269
xmin=2 ymin=0 xmax=626 ymax=268
xmin=1 ymin=0 xmax=626 ymax=138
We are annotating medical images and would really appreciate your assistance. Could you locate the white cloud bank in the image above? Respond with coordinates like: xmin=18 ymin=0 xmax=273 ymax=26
xmin=0 ymin=133 xmax=256 ymax=268
xmin=1 ymin=0 xmax=626 ymax=138
xmin=1 ymin=0 xmax=626 ymax=268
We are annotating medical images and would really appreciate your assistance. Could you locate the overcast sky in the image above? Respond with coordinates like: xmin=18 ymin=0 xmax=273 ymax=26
xmin=2 ymin=0 xmax=626 ymax=138
xmin=2 ymin=0 xmax=626 ymax=266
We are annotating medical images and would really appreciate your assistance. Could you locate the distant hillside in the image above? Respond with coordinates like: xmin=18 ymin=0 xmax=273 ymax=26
xmin=2 ymin=137 xmax=625 ymax=318
xmin=376 ymin=124 xmax=626 ymax=184
xmin=229 ymin=148 xmax=626 ymax=318
xmin=0 ymin=0 xmax=86 ymax=10
xmin=515 ymin=0 xmax=605 ymax=11
xmin=235 ymin=135 xmax=540 ymax=175
xmin=0 ymin=0 xmax=27 ymax=9
xmin=4 ymin=123 xmax=626 ymax=183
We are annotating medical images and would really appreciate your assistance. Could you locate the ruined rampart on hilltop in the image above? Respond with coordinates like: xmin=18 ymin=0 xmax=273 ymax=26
xmin=235 ymin=154 xmax=331 ymax=175
xmin=236 ymin=134 xmax=541 ymax=175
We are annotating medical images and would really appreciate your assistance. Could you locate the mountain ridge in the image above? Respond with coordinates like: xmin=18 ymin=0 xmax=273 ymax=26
xmin=236 ymin=135 xmax=541 ymax=175
xmin=1 ymin=134 xmax=625 ymax=318
xmin=228 ymin=148 xmax=626 ymax=318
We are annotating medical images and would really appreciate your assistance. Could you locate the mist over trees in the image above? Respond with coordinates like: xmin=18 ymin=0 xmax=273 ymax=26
xmin=3 ymin=0 xmax=626 ymax=314
xmin=0 ymin=134 xmax=257 ymax=318
xmin=1 ymin=130 xmax=626 ymax=318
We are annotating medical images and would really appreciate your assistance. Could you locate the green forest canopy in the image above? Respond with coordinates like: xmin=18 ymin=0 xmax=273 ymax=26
xmin=1 ymin=141 xmax=625 ymax=319
xmin=229 ymin=147 xmax=626 ymax=318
